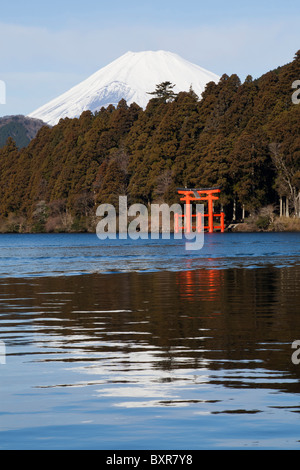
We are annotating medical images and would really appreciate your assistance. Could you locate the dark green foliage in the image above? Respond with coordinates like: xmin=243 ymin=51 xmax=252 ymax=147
xmin=0 ymin=122 xmax=30 ymax=148
xmin=147 ymin=81 xmax=177 ymax=103
xmin=0 ymin=53 xmax=300 ymax=231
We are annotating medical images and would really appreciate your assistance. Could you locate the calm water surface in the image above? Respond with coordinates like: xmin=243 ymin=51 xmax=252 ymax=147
xmin=0 ymin=232 xmax=300 ymax=449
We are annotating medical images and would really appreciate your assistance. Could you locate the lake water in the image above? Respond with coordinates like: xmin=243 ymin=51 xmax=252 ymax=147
xmin=0 ymin=232 xmax=300 ymax=450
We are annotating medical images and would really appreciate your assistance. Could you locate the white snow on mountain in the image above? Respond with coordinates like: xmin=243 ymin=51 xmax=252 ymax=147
xmin=28 ymin=51 xmax=220 ymax=126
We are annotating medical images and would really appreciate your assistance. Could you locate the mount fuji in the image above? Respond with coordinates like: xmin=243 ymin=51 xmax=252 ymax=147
xmin=28 ymin=51 xmax=220 ymax=126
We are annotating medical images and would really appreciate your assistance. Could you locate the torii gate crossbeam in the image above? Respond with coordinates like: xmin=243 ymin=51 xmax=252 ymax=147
xmin=176 ymin=187 xmax=225 ymax=234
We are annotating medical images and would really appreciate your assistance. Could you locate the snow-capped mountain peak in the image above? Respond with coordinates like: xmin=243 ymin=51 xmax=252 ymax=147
xmin=28 ymin=51 xmax=220 ymax=126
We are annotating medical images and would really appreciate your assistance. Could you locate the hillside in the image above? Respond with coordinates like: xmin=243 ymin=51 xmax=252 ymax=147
xmin=0 ymin=115 xmax=47 ymax=148
xmin=0 ymin=51 xmax=299 ymax=233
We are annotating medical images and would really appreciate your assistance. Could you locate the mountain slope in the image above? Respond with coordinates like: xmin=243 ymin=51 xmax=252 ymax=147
xmin=0 ymin=115 xmax=47 ymax=148
xmin=27 ymin=50 xmax=220 ymax=126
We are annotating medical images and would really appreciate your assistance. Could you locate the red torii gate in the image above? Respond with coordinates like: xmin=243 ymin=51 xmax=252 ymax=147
xmin=175 ymin=187 xmax=225 ymax=234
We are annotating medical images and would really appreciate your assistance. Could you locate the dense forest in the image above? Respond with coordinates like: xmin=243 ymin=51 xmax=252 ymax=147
xmin=0 ymin=51 xmax=300 ymax=233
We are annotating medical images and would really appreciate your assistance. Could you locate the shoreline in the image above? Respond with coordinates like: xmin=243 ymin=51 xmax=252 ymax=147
xmin=0 ymin=224 xmax=299 ymax=235
xmin=0 ymin=214 xmax=300 ymax=235
xmin=229 ymin=217 xmax=300 ymax=233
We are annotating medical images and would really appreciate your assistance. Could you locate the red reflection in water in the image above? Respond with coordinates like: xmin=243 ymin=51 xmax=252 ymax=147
xmin=177 ymin=268 xmax=224 ymax=303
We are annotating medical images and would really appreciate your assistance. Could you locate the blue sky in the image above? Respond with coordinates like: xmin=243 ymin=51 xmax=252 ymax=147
xmin=1 ymin=0 xmax=300 ymax=117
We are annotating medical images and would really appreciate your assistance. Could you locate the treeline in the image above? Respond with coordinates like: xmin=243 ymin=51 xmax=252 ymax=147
xmin=0 ymin=51 xmax=300 ymax=233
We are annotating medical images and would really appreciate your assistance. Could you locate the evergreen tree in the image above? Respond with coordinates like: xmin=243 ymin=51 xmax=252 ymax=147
xmin=147 ymin=81 xmax=177 ymax=103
